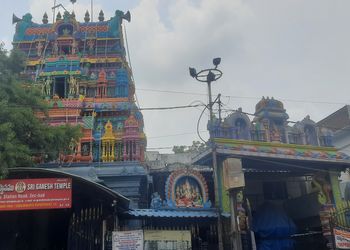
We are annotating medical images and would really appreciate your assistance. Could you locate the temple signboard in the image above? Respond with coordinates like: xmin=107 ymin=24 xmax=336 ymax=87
xmin=0 ymin=178 xmax=72 ymax=211
xmin=112 ymin=230 xmax=143 ymax=250
xmin=144 ymin=230 xmax=191 ymax=250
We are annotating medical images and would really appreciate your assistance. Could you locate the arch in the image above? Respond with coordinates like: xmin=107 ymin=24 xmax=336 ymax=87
xmin=223 ymin=110 xmax=251 ymax=140
xmin=304 ymin=124 xmax=318 ymax=146
xmin=165 ymin=169 xmax=211 ymax=208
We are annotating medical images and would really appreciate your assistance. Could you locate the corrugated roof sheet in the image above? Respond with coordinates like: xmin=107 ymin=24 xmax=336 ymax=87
xmin=126 ymin=209 xmax=229 ymax=218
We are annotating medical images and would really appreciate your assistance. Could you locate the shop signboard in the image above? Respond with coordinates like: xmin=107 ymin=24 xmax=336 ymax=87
xmin=334 ymin=227 xmax=350 ymax=249
xmin=0 ymin=178 xmax=72 ymax=211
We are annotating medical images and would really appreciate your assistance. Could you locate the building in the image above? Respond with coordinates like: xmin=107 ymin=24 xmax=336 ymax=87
xmin=318 ymin=105 xmax=350 ymax=156
xmin=11 ymin=8 xmax=151 ymax=207
xmin=193 ymin=97 xmax=350 ymax=250
xmin=318 ymin=105 xmax=350 ymax=197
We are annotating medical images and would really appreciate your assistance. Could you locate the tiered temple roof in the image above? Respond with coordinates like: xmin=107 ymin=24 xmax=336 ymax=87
xmin=13 ymin=10 xmax=146 ymax=163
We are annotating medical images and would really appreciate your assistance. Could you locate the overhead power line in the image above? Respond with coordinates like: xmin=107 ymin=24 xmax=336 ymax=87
xmin=4 ymin=101 xmax=349 ymax=132
xmin=146 ymin=146 xmax=174 ymax=150
xmin=4 ymin=103 xmax=205 ymax=111
xmin=147 ymin=130 xmax=207 ymax=139
xmin=140 ymin=104 xmax=204 ymax=111
xmin=136 ymin=87 xmax=349 ymax=106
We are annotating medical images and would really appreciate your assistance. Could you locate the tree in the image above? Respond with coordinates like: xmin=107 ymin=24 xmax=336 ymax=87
xmin=0 ymin=45 xmax=81 ymax=178
xmin=172 ymin=145 xmax=187 ymax=154
xmin=172 ymin=141 xmax=206 ymax=154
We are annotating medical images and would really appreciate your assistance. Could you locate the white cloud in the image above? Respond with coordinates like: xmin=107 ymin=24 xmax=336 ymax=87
xmin=128 ymin=0 xmax=252 ymax=87
xmin=124 ymin=0 xmax=255 ymax=150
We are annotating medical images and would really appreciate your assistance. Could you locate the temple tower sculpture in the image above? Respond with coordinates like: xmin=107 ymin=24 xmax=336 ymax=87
xmin=13 ymin=10 xmax=146 ymax=163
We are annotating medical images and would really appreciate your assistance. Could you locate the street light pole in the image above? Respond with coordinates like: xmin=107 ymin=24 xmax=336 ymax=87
xmin=189 ymin=58 xmax=224 ymax=250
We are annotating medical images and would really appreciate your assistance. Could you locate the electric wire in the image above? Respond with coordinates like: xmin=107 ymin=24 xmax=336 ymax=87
xmin=4 ymin=100 xmax=350 ymax=132
xmin=197 ymin=103 xmax=209 ymax=143
xmin=136 ymin=87 xmax=349 ymax=106
xmin=123 ymin=23 xmax=141 ymax=108
xmin=147 ymin=130 xmax=207 ymax=139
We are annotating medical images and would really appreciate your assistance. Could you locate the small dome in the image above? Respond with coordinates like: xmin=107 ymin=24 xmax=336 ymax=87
xmin=254 ymin=96 xmax=289 ymax=122
xmin=255 ymin=96 xmax=285 ymax=114
xmin=124 ymin=115 xmax=138 ymax=127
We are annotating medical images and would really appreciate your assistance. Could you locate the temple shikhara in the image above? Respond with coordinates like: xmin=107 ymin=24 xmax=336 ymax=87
xmin=13 ymin=9 xmax=146 ymax=163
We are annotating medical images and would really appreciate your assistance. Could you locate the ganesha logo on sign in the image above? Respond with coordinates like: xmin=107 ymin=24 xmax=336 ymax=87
xmin=0 ymin=178 xmax=72 ymax=211
xmin=15 ymin=181 xmax=26 ymax=193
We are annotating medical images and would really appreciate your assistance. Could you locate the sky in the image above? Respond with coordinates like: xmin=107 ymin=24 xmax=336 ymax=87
xmin=2 ymin=0 xmax=350 ymax=153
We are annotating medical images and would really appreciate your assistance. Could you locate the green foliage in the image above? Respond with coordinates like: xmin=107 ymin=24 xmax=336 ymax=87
xmin=0 ymin=46 xmax=81 ymax=178
xmin=172 ymin=141 xmax=206 ymax=154
xmin=172 ymin=145 xmax=187 ymax=154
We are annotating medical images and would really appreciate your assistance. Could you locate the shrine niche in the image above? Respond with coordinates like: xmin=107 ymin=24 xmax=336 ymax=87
xmin=165 ymin=169 xmax=211 ymax=208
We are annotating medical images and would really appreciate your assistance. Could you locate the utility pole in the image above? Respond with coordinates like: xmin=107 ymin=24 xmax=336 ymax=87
xmin=189 ymin=58 xmax=224 ymax=250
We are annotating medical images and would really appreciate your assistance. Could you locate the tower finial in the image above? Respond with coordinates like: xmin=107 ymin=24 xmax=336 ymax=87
xmin=98 ymin=10 xmax=105 ymax=22
xmin=56 ymin=11 xmax=62 ymax=21
xmin=84 ymin=10 xmax=90 ymax=23
xmin=42 ymin=12 xmax=48 ymax=24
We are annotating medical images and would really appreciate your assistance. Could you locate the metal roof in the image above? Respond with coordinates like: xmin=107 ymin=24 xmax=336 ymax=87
xmin=125 ymin=209 xmax=229 ymax=218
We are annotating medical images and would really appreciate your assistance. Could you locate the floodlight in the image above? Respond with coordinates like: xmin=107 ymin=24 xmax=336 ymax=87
xmin=189 ymin=67 xmax=197 ymax=78
xmin=213 ymin=58 xmax=221 ymax=67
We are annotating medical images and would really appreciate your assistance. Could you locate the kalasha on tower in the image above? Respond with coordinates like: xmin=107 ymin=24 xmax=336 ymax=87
xmin=12 ymin=9 xmax=146 ymax=163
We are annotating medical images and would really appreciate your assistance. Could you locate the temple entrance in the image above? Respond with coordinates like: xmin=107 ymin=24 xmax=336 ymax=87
xmin=67 ymin=206 xmax=104 ymax=249
xmin=54 ymin=76 xmax=66 ymax=98
xmin=0 ymin=209 xmax=70 ymax=250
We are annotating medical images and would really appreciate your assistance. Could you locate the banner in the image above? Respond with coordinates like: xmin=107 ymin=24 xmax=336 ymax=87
xmin=112 ymin=230 xmax=143 ymax=250
xmin=334 ymin=227 xmax=350 ymax=249
xmin=144 ymin=230 xmax=191 ymax=250
xmin=0 ymin=178 xmax=72 ymax=211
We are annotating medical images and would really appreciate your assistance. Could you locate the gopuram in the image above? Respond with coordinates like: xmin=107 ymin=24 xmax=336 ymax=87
xmin=13 ymin=9 xmax=146 ymax=164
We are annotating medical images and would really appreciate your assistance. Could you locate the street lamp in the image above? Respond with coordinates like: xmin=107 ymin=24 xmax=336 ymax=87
xmin=189 ymin=58 xmax=222 ymax=123
xmin=189 ymin=58 xmax=224 ymax=250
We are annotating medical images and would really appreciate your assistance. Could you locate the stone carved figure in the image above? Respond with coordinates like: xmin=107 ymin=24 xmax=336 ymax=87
xmin=312 ymin=173 xmax=332 ymax=205
xmin=36 ymin=41 xmax=44 ymax=57
xmin=68 ymin=75 xmax=78 ymax=96
xmin=87 ymin=39 xmax=95 ymax=55
xmin=13 ymin=13 xmax=33 ymax=41
xmin=52 ymin=41 xmax=59 ymax=56
xmin=108 ymin=10 xmax=130 ymax=38
xmin=150 ymin=192 xmax=162 ymax=209
xmin=71 ymin=39 xmax=78 ymax=55
xmin=270 ymin=125 xmax=281 ymax=143
xmin=175 ymin=178 xmax=203 ymax=208
xmin=42 ymin=77 xmax=52 ymax=96
xmin=108 ymin=11 xmax=123 ymax=38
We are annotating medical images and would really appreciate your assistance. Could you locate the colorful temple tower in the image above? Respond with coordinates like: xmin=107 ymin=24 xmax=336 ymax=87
xmin=13 ymin=9 xmax=146 ymax=163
